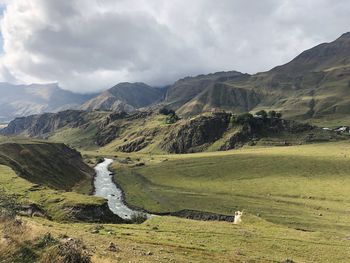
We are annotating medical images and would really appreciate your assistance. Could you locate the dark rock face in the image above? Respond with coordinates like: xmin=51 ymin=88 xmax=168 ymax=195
xmin=220 ymin=126 xmax=252 ymax=151
xmin=63 ymin=202 xmax=125 ymax=223
xmin=99 ymin=112 xmax=127 ymax=129
xmin=161 ymin=113 xmax=231 ymax=153
xmin=0 ymin=110 xmax=87 ymax=137
xmin=220 ymin=119 xmax=316 ymax=151
xmin=19 ymin=203 xmax=48 ymax=218
xmin=157 ymin=209 xmax=234 ymax=222
xmin=118 ymin=136 xmax=149 ymax=152
xmin=95 ymin=125 xmax=120 ymax=146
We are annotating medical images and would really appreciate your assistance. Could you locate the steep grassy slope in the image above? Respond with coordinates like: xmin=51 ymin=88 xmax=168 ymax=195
xmin=176 ymin=83 xmax=263 ymax=117
xmin=164 ymin=71 xmax=250 ymax=110
xmin=0 ymin=140 xmax=94 ymax=192
xmin=163 ymin=33 xmax=350 ymax=125
xmin=111 ymin=142 xmax=350 ymax=234
xmin=0 ymin=165 xmax=123 ymax=223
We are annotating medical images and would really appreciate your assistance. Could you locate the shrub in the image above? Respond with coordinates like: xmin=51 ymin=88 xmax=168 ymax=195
xmin=165 ymin=114 xmax=179 ymax=124
xmin=268 ymin=110 xmax=277 ymax=118
xmin=159 ymin=107 xmax=175 ymax=116
xmin=230 ymin=114 xmax=237 ymax=124
xmin=42 ymin=239 xmax=91 ymax=263
xmin=255 ymin=110 xmax=268 ymax=119
xmin=236 ymin=113 xmax=255 ymax=125
xmin=35 ymin=233 xmax=59 ymax=249
xmin=0 ymin=188 xmax=20 ymax=220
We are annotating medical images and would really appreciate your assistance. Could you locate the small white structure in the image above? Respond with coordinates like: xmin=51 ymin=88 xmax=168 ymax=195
xmin=234 ymin=211 xmax=243 ymax=224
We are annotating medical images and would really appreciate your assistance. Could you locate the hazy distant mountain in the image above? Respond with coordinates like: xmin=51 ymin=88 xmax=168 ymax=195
xmin=81 ymin=82 xmax=165 ymax=112
xmin=0 ymin=83 xmax=96 ymax=122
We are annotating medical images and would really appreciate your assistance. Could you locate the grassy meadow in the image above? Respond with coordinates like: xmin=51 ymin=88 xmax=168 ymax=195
xmin=0 ymin=165 xmax=105 ymax=221
xmin=110 ymin=142 xmax=350 ymax=234
xmin=1 ymin=137 xmax=350 ymax=262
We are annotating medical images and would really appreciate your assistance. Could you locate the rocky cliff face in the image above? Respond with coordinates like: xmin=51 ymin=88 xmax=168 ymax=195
xmin=161 ymin=113 xmax=231 ymax=153
xmin=2 ymin=109 xmax=344 ymax=154
xmin=63 ymin=202 xmax=125 ymax=223
xmin=0 ymin=110 xmax=88 ymax=137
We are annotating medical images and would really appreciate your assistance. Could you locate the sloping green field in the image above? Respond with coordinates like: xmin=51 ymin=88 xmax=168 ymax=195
xmin=0 ymin=165 xmax=105 ymax=221
xmin=113 ymin=142 xmax=350 ymax=234
xmin=1 ymin=138 xmax=350 ymax=262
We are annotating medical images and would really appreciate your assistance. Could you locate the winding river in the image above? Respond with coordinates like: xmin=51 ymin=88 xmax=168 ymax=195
xmin=94 ymin=158 xmax=146 ymax=220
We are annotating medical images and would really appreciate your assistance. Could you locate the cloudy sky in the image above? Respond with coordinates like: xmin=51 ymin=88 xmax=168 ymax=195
xmin=0 ymin=0 xmax=349 ymax=93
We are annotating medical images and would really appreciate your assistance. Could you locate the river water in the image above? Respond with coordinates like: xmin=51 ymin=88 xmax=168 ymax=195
xmin=94 ymin=158 xmax=145 ymax=220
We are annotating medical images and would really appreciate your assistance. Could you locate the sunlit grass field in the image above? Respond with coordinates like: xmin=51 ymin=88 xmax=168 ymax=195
xmin=2 ymin=141 xmax=350 ymax=262
xmin=113 ymin=142 xmax=350 ymax=234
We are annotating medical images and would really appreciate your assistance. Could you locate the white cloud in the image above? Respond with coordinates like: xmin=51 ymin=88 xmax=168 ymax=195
xmin=0 ymin=0 xmax=349 ymax=92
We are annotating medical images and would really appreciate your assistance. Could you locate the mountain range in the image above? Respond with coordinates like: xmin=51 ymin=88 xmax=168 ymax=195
xmin=1 ymin=32 xmax=350 ymax=125
xmin=0 ymin=83 xmax=96 ymax=122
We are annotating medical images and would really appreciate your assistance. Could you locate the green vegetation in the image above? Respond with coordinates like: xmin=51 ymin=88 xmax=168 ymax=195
xmin=0 ymin=165 xmax=106 ymax=221
xmin=0 ymin=217 xmax=91 ymax=263
xmin=1 ymin=137 xmax=350 ymax=261
xmin=159 ymin=107 xmax=180 ymax=124
xmin=1 ymin=212 xmax=349 ymax=262
xmin=0 ymin=188 xmax=20 ymax=219
xmin=113 ymin=142 xmax=350 ymax=234
xmin=0 ymin=140 xmax=94 ymax=192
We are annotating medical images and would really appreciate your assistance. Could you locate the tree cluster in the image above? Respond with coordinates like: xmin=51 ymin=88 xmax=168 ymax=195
xmin=231 ymin=110 xmax=283 ymax=128
xmin=159 ymin=107 xmax=176 ymax=116
xmin=159 ymin=107 xmax=180 ymax=124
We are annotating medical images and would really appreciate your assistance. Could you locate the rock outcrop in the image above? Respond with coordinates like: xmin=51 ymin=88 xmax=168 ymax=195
xmin=161 ymin=113 xmax=231 ymax=153
xmin=63 ymin=202 xmax=125 ymax=223
xmin=156 ymin=209 xmax=234 ymax=222
xmin=0 ymin=110 xmax=88 ymax=137
xmin=118 ymin=136 xmax=149 ymax=152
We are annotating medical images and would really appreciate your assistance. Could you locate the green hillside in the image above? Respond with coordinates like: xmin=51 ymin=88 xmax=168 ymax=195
xmin=0 ymin=141 xmax=124 ymax=223
xmin=0 ymin=139 xmax=94 ymax=192
xmin=1 ymin=131 xmax=350 ymax=262
xmin=164 ymin=33 xmax=350 ymax=125
xmin=112 ymin=142 xmax=350 ymax=233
